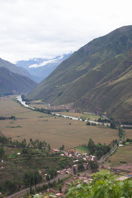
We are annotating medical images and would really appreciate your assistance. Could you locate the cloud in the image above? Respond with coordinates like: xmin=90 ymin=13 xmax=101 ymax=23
xmin=0 ymin=0 xmax=131 ymax=62
xmin=29 ymin=56 xmax=64 ymax=68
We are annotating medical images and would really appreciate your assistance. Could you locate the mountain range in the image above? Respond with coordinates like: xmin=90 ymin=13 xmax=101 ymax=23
xmin=28 ymin=25 xmax=132 ymax=122
xmin=16 ymin=54 xmax=72 ymax=82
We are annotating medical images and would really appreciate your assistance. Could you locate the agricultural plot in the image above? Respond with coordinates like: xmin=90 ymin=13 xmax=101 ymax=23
xmin=107 ymin=145 xmax=132 ymax=167
xmin=0 ymin=96 xmax=132 ymax=149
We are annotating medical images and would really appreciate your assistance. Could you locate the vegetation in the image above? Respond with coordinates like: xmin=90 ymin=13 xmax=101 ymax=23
xmin=23 ymin=171 xmax=42 ymax=187
xmin=34 ymin=107 xmax=51 ymax=114
xmin=87 ymin=138 xmax=112 ymax=159
xmin=66 ymin=171 xmax=132 ymax=198
xmin=0 ymin=116 xmax=16 ymax=120
xmin=28 ymin=26 xmax=132 ymax=122
xmin=0 ymin=135 xmax=72 ymax=196
xmin=118 ymin=127 xmax=126 ymax=142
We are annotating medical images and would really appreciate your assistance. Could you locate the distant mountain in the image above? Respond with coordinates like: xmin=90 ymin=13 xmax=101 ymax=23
xmin=0 ymin=58 xmax=31 ymax=78
xmin=0 ymin=67 xmax=36 ymax=96
xmin=16 ymin=53 xmax=72 ymax=82
xmin=28 ymin=25 xmax=132 ymax=122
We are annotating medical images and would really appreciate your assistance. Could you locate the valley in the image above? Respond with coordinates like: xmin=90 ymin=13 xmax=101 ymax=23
xmin=0 ymin=96 xmax=121 ymax=149
xmin=0 ymin=25 xmax=132 ymax=197
xmin=28 ymin=26 xmax=132 ymax=123
xmin=0 ymin=96 xmax=132 ymax=197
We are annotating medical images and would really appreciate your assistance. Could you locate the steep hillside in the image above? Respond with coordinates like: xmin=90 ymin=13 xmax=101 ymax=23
xmin=16 ymin=54 xmax=72 ymax=82
xmin=28 ymin=26 xmax=132 ymax=121
xmin=0 ymin=58 xmax=31 ymax=78
xmin=0 ymin=67 xmax=36 ymax=96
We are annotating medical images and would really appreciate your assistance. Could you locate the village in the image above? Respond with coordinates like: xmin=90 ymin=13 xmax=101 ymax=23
xmin=24 ymin=147 xmax=132 ymax=198
xmin=0 ymin=96 xmax=131 ymax=198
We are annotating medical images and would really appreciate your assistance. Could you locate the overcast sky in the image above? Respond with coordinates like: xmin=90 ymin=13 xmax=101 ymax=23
xmin=0 ymin=0 xmax=131 ymax=63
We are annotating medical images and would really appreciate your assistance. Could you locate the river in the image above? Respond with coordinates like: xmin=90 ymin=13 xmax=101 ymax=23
xmin=16 ymin=95 xmax=111 ymax=126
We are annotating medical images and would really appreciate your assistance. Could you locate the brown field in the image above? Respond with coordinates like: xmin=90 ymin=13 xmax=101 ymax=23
xmin=0 ymin=96 xmax=132 ymax=149
xmin=107 ymin=145 xmax=132 ymax=167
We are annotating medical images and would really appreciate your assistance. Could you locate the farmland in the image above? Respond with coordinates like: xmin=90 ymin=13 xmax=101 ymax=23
xmin=107 ymin=145 xmax=132 ymax=167
xmin=0 ymin=96 xmax=129 ymax=149
xmin=29 ymin=101 xmax=100 ymax=121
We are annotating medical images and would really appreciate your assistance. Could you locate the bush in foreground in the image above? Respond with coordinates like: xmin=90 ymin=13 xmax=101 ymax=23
xmin=66 ymin=171 xmax=132 ymax=198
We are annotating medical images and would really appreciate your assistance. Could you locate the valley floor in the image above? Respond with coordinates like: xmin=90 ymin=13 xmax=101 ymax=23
xmin=0 ymin=96 xmax=127 ymax=149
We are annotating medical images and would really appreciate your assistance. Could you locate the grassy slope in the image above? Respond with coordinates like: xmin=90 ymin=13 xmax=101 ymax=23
xmin=28 ymin=26 xmax=132 ymax=121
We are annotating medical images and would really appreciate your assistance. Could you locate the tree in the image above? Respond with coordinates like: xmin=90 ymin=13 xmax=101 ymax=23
xmin=60 ymin=144 xmax=65 ymax=151
xmin=110 ymin=118 xmax=117 ymax=129
xmin=89 ymin=160 xmax=98 ymax=172
xmin=0 ymin=147 xmax=5 ymax=159
xmin=87 ymin=138 xmax=96 ymax=154
xmin=66 ymin=171 xmax=132 ymax=198
xmin=3 ymin=180 xmax=17 ymax=194
xmin=78 ymin=163 xmax=84 ymax=171
xmin=118 ymin=127 xmax=126 ymax=142
xmin=47 ymin=168 xmax=57 ymax=179
xmin=87 ymin=139 xmax=111 ymax=159
xmin=10 ymin=115 xmax=16 ymax=120
xmin=23 ymin=171 xmax=42 ymax=187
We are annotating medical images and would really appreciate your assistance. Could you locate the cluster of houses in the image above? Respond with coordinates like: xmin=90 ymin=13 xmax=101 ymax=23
xmin=52 ymin=148 xmax=96 ymax=175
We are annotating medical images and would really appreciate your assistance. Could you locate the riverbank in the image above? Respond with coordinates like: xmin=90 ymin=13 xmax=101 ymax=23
xmin=16 ymin=95 xmax=111 ymax=127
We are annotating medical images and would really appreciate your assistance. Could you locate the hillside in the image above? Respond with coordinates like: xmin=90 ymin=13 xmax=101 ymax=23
xmin=0 ymin=58 xmax=31 ymax=79
xmin=16 ymin=54 xmax=72 ymax=82
xmin=28 ymin=25 xmax=132 ymax=121
xmin=0 ymin=67 xmax=36 ymax=96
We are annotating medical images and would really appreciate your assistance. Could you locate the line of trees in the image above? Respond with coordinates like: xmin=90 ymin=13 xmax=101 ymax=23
xmin=0 ymin=115 xmax=16 ymax=120
xmin=0 ymin=135 xmax=51 ymax=151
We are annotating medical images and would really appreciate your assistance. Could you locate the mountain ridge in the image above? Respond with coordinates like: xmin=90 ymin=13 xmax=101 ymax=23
xmin=28 ymin=25 xmax=132 ymax=121
xmin=0 ymin=67 xmax=36 ymax=96
xmin=0 ymin=58 xmax=31 ymax=79
xmin=16 ymin=53 xmax=72 ymax=82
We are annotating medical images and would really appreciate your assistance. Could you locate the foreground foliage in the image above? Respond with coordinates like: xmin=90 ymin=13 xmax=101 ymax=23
xmin=66 ymin=171 xmax=132 ymax=198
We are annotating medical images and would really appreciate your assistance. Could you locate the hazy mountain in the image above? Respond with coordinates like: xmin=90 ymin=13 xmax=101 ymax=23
xmin=0 ymin=58 xmax=31 ymax=78
xmin=0 ymin=67 xmax=36 ymax=96
xmin=28 ymin=26 xmax=132 ymax=121
xmin=16 ymin=53 xmax=72 ymax=82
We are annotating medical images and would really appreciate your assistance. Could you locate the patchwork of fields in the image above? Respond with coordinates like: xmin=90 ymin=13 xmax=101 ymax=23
xmin=0 ymin=96 xmax=130 ymax=149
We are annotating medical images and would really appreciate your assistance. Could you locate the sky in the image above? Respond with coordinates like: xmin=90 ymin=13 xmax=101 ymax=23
xmin=0 ymin=0 xmax=131 ymax=63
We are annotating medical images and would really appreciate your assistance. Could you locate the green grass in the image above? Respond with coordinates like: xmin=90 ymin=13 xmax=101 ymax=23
xmin=75 ymin=145 xmax=89 ymax=153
